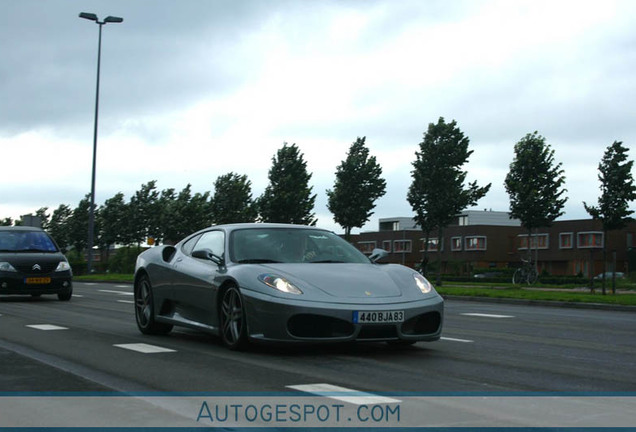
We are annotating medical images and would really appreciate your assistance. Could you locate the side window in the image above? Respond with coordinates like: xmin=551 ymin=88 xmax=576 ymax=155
xmin=181 ymin=235 xmax=201 ymax=256
xmin=194 ymin=231 xmax=225 ymax=257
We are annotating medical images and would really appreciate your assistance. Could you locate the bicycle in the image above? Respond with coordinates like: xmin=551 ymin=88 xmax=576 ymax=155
xmin=512 ymin=258 xmax=538 ymax=285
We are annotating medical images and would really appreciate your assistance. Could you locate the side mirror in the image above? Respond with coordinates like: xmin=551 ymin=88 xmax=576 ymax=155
xmin=369 ymin=248 xmax=389 ymax=263
xmin=192 ymin=248 xmax=224 ymax=266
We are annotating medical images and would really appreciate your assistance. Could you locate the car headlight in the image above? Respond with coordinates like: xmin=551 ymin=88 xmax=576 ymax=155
xmin=55 ymin=261 xmax=71 ymax=272
xmin=258 ymin=274 xmax=303 ymax=295
xmin=413 ymin=273 xmax=433 ymax=294
xmin=0 ymin=262 xmax=17 ymax=272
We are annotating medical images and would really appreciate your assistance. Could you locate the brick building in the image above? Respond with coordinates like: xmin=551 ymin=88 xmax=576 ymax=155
xmin=352 ymin=211 xmax=636 ymax=277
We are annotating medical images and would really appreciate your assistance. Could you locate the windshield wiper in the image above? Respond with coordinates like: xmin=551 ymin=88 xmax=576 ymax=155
xmin=237 ymin=258 xmax=282 ymax=264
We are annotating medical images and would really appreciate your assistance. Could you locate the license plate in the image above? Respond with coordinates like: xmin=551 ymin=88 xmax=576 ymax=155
xmin=25 ymin=277 xmax=51 ymax=284
xmin=353 ymin=310 xmax=404 ymax=324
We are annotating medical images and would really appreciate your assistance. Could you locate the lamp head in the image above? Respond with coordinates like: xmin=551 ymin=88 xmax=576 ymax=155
xmin=79 ymin=12 xmax=98 ymax=21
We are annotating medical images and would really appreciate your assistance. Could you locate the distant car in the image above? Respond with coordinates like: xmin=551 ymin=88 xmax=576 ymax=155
xmin=593 ymin=272 xmax=625 ymax=280
xmin=133 ymin=223 xmax=444 ymax=350
xmin=473 ymin=272 xmax=502 ymax=279
xmin=0 ymin=226 xmax=73 ymax=300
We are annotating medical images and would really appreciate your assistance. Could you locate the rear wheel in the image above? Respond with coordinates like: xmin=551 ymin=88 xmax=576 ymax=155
xmin=219 ymin=286 xmax=248 ymax=350
xmin=134 ymin=274 xmax=173 ymax=335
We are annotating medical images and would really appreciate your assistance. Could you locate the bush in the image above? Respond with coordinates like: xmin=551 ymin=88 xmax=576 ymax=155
xmin=66 ymin=249 xmax=86 ymax=275
xmin=108 ymin=247 xmax=145 ymax=274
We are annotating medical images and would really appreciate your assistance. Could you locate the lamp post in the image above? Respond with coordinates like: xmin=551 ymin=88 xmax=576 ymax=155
xmin=79 ymin=12 xmax=123 ymax=273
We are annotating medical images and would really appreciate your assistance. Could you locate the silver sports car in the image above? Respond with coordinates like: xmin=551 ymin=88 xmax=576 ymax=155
xmin=134 ymin=223 xmax=443 ymax=350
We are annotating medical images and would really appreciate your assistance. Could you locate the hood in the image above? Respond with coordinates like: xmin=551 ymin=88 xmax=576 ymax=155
xmin=0 ymin=252 xmax=66 ymax=274
xmin=259 ymin=263 xmax=405 ymax=299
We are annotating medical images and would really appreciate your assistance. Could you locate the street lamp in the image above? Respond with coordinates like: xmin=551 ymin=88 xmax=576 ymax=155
xmin=79 ymin=12 xmax=123 ymax=273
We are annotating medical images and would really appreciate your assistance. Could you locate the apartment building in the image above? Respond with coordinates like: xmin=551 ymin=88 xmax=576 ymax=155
xmin=353 ymin=211 xmax=636 ymax=277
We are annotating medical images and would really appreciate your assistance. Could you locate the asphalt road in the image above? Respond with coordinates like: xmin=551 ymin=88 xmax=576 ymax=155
xmin=1 ymin=281 xmax=635 ymax=427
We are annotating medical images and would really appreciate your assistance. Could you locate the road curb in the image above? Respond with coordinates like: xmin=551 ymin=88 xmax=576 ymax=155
xmin=443 ymin=295 xmax=636 ymax=312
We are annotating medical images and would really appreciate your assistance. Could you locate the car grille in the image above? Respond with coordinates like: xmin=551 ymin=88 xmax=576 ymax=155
xmin=357 ymin=325 xmax=398 ymax=340
xmin=401 ymin=311 xmax=442 ymax=335
xmin=287 ymin=314 xmax=354 ymax=338
xmin=14 ymin=263 xmax=58 ymax=274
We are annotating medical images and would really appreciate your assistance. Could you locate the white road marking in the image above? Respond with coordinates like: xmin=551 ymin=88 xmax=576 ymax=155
xmin=115 ymin=285 xmax=131 ymax=288
xmin=114 ymin=343 xmax=176 ymax=354
xmin=26 ymin=324 xmax=68 ymax=331
xmin=286 ymin=383 xmax=401 ymax=405
xmin=441 ymin=336 xmax=474 ymax=343
xmin=99 ymin=290 xmax=133 ymax=296
xmin=83 ymin=283 xmax=98 ymax=286
xmin=72 ymin=294 xmax=84 ymax=298
xmin=117 ymin=300 xmax=134 ymax=304
xmin=461 ymin=313 xmax=515 ymax=319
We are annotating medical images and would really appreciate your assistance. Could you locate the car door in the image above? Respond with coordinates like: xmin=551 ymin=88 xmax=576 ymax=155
xmin=172 ymin=230 xmax=225 ymax=327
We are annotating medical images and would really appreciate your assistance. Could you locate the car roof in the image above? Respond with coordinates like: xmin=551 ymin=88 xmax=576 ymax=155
xmin=0 ymin=226 xmax=45 ymax=232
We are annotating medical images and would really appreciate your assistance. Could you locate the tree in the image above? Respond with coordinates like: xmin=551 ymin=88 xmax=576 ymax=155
xmin=97 ymin=192 xmax=128 ymax=255
xmin=505 ymin=132 xmax=567 ymax=268
xmin=128 ymin=181 xmax=160 ymax=246
xmin=35 ymin=207 xmax=50 ymax=229
xmin=68 ymin=195 xmax=93 ymax=253
xmin=584 ymin=141 xmax=636 ymax=294
xmin=258 ymin=143 xmax=317 ymax=225
xmin=327 ymin=137 xmax=386 ymax=240
xmin=48 ymin=204 xmax=73 ymax=252
xmin=210 ymin=173 xmax=257 ymax=225
xmin=408 ymin=117 xmax=491 ymax=283
xmin=1 ymin=218 xmax=13 ymax=226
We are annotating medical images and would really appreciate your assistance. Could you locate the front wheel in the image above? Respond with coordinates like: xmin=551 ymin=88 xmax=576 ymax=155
xmin=219 ymin=286 xmax=248 ymax=350
xmin=58 ymin=285 xmax=72 ymax=301
xmin=134 ymin=275 xmax=173 ymax=335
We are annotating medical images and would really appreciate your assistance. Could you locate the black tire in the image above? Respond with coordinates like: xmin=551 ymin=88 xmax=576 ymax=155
xmin=219 ymin=286 xmax=248 ymax=350
xmin=58 ymin=285 xmax=72 ymax=301
xmin=134 ymin=274 xmax=173 ymax=335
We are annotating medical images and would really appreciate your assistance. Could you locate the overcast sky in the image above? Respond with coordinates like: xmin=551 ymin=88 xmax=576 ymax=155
xmin=2 ymin=0 xmax=635 ymax=234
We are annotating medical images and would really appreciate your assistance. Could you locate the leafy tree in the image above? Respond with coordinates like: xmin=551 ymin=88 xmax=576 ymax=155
xmin=68 ymin=195 xmax=93 ymax=253
xmin=128 ymin=181 xmax=160 ymax=246
xmin=48 ymin=204 xmax=73 ymax=251
xmin=505 ymin=131 xmax=567 ymax=265
xmin=408 ymin=117 xmax=491 ymax=282
xmin=35 ymin=207 xmax=50 ymax=229
xmin=1 ymin=218 xmax=13 ymax=226
xmin=97 ymin=192 xmax=128 ymax=255
xmin=258 ymin=143 xmax=317 ymax=226
xmin=584 ymin=141 xmax=636 ymax=294
xmin=159 ymin=185 xmax=213 ymax=243
xmin=327 ymin=137 xmax=386 ymax=240
xmin=210 ymin=172 xmax=257 ymax=225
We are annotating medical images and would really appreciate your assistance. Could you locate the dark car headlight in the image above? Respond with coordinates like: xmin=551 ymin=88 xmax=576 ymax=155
xmin=258 ymin=274 xmax=303 ymax=295
xmin=413 ymin=273 xmax=433 ymax=294
xmin=55 ymin=261 xmax=71 ymax=272
xmin=0 ymin=262 xmax=17 ymax=272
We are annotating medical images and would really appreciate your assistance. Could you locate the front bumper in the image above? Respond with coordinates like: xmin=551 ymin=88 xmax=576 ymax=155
xmin=242 ymin=289 xmax=444 ymax=343
xmin=0 ymin=271 xmax=73 ymax=296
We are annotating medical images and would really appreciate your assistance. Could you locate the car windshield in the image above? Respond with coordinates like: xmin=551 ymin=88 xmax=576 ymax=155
xmin=0 ymin=231 xmax=58 ymax=253
xmin=230 ymin=228 xmax=370 ymax=264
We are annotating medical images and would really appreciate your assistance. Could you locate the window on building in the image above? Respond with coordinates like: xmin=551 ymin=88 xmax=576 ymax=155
xmin=382 ymin=240 xmax=392 ymax=252
xmin=357 ymin=241 xmax=377 ymax=254
xmin=518 ymin=233 xmax=549 ymax=250
xmin=577 ymin=232 xmax=604 ymax=248
xmin=559 ymin=233 xmax=573 ymax=249
xmin=393 ymin=240 xmax=412 ymax=253
xmin=458 ymin=215 xmax=468 ymax=226
xmin=420 ymin=237 xmax=442 ymax=252
xmin=465 ymin=236 xmax=486 ymax=251
xmin=451 ymin=237 xmax=462 ymax=251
